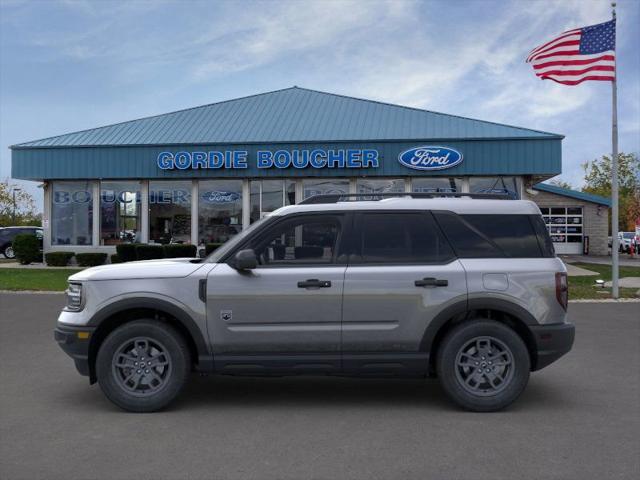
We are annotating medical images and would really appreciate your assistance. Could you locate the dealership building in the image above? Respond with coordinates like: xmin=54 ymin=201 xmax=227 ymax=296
xmin=10 ymin=87 xmax=611 ymax=257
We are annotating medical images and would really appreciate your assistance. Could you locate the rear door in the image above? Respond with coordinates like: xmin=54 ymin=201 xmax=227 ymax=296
xmin=206 ymin=213 xmax=348 ymax=373
xmin=341 ymin=211 xmax=467 ymax=374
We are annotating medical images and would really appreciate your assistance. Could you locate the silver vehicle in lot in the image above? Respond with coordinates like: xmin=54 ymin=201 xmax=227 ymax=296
xmin=55 ymin=194 xmax=574 ymax=412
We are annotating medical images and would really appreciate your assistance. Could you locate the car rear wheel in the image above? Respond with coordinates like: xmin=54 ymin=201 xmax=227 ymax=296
xmin=96 ymin=320 xmax=190 ymax=412
xmin=436 ymin=319 xmax=530 ymax=412
xmin=3 ymin=245 xmax=15 ymax=259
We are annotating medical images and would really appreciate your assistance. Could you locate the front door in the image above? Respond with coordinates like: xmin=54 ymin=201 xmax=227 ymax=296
xmin=207 ymin=213 xmax=347 ymax=373
xmin=341 ymin=211 xmax=467 ymax=374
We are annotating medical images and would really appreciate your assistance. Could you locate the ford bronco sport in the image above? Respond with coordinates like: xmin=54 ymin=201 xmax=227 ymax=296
xmin=54 ymin=194 xmax=574 ymax=412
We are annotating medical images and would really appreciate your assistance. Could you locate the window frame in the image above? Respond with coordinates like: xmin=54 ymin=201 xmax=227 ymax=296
xmin=222 ymin=212 xmax=352 ymax=268
xmin=349 ymin=210 xmax=457 ymax=266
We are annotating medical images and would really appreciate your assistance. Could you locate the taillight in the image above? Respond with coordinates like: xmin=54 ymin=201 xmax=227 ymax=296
xmin=555 ymin=272 xmax=568 ymax=311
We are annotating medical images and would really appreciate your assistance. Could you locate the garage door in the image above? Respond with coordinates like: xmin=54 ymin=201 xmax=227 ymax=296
xmin=540 ymin=207 xmax=583 ymax=254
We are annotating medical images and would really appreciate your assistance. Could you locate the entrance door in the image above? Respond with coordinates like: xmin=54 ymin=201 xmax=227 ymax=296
xmin=206 ymin=213 xmax=347 ymax=373
xmin=341 ymin=212 xmax=467 ymax=374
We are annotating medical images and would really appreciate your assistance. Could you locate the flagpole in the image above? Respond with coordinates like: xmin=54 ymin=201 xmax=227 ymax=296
xmin=611 ymin=1 xmax=619 ymax=298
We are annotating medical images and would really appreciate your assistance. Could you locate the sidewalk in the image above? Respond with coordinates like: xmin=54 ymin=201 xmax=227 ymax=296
xmin=561 ymin=254 xmax=640 ymax=267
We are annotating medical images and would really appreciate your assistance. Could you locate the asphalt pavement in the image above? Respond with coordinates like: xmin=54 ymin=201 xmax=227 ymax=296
xmin=0 ymin=294 xmax=638 ymax=480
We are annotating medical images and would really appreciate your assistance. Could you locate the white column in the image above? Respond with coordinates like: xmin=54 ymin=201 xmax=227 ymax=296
xmin=191 ymin=180 xmax=198 ymax=245
xmin=405 ymin=178 xmax=412 ymax=193
xmin=294 ymin=179 xmax=303 ymax=204
xmin=43 ymin=182 xmax=52 ymax=251
xmin=140 ymin=180 xmax=149 ymax=243
xmin=349 ymin=178 xmax=357 ymax=194
xmin=242 ymin=180 xmax=251 ymax=229
xmin=92 ymin=181 xmax=100 ymax=246
xmin=461 ymin=177 xmax=470 ymax=193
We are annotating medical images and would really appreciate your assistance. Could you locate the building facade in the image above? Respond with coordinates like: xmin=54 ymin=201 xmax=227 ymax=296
xmin=10 ymin=87 xmax=609 ymax=257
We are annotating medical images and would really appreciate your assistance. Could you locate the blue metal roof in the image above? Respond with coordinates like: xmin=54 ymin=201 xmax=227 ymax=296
xmin=533 ymin=183 xmax=611 ymax=206
xmin=12 ymin=87 xmax=562 ymax=148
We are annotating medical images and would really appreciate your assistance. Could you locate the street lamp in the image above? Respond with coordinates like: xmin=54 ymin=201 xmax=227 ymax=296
xmin=12 ymin=188 xmax=22 ymax=224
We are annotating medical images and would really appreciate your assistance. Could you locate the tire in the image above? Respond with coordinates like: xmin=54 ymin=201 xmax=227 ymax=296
xmin=436 ymin=319 xmax=530 ymax=412
xmin=96 ymin=320 xmax=190 ymax=412
xmin=3 ymin=244 xmax=15 ymax=259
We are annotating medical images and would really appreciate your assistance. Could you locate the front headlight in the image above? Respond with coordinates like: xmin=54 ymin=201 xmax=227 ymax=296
xmin=65 ymin=283 xmax=83 ymax=311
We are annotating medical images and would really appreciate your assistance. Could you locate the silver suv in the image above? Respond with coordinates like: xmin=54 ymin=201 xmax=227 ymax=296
xmin=54 ymin=194 xmax=574 ymax=412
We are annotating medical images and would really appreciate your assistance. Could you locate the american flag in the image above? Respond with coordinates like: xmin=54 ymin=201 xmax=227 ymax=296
xmin=526 ymin=19 xmax=616 ymax=85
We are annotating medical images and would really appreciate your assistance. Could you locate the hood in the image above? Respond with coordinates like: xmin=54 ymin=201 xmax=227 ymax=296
xmin=69 ymin=258 xmax=205 ymax=282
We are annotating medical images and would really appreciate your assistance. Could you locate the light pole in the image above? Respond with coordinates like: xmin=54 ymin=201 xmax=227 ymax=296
xmin=12 ymin=188 xmax=22 ymax=224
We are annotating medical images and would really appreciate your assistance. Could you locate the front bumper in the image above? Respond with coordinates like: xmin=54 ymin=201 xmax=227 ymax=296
xmin=54 ymin=325 xmax=96 ymax=377
xmin=530 ymin=322 xmax=575 ymax=371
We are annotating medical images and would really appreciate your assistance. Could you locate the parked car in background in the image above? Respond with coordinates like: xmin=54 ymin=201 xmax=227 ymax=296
xmin=619 ymin=232 xmax=635 ymax=253
xmin=0 ymin=226 xmax=43 ymax=259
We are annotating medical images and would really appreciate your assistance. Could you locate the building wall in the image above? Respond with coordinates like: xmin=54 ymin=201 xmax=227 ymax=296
xmin=524 ymin=189 xmax=609 ymax=256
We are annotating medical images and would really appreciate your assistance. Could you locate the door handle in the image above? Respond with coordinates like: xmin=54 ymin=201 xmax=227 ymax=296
xmin=415 ymin=277 xmax=448 ymax=287
xmin=297 ymin=279 xmax=332 ymax=288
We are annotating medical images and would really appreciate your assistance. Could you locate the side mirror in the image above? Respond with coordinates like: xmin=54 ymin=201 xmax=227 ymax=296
xmin=233 ymin=249 xmax=258 ymax=270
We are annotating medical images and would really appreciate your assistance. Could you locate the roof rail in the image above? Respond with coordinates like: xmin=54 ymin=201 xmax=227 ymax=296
xmin=298 ymin=192 xmax=511 ymax=205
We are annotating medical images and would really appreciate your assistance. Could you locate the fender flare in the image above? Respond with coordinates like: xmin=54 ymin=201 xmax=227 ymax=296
xmin=420 ymin=297 xmax=538 ymax=353
xmin=87 ymin=297 xmax=211 ymax=369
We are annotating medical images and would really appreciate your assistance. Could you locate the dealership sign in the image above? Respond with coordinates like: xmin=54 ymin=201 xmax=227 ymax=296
xmin=157 ymin=149 xmax=380 ymax=170
xmin=200 ymin=191 xmax=240 ymax=203
xmin=398 ymin=146 xmax=463 ymax=171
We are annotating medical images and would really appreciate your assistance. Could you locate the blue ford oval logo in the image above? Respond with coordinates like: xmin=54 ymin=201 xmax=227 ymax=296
xmin=398 ymin=146 xmax=463 ymax=171
xmin=200 ymin=191 xmax=240 ymax=203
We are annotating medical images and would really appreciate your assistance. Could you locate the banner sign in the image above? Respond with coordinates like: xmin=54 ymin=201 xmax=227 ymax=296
xmin=157 ymin=149 xmax=380 ymax=170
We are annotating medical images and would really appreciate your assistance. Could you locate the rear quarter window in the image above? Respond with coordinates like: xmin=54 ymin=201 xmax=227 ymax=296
xmin=434 ymin=212 xmax=547 ymax=258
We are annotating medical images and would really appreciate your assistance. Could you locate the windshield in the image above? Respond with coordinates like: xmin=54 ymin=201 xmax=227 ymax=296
xmin=206 ymin=216 xmax=273 ymax=263
xmin=622 ymin=232 xmax=635 ymax=239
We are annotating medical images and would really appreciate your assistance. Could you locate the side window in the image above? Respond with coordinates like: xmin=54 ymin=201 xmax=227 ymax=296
xmin=249 ymin=215 xmax=342 ymax=266
xmin=461 ymin=215 xmax=543 ymax=258
xmin=434 ymin=212 xmax=544 ymax=258
xmin=357 ymin=212 xmax=454 ymax=264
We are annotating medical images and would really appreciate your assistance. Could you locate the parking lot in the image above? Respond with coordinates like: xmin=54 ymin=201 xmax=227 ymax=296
xmin=0 ymin=294 xmax=638 ymax=480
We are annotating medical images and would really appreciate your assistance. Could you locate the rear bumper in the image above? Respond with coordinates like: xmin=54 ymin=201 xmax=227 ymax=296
xmin=54 ymin=325 xmax=95 ymax=377
xmin=530 ymin=322 xmax=575 ymax=371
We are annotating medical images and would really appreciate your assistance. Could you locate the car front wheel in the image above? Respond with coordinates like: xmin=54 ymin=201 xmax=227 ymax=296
xmin=96 ymin=320 xmax=190 ymax=412
xmin=436 ymin=319 xmax=530 ymax=412
xmin=3 ymin=245 xmax=15 ymax=259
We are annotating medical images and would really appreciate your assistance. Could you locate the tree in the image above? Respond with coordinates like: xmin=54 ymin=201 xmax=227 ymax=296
xmin=0 ymin=180 xmax=41 ymax=227
xmin=582 ymin=153 xmax=640 ymax=231
xmin=547 ymin=177 xmax=573 ymax=190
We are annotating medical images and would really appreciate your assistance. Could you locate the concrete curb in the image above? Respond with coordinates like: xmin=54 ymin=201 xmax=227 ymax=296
xmin=569 ymin=298 xmax=640 ymax=303
xmin=0 ymin=290 xmax=65 ymax=295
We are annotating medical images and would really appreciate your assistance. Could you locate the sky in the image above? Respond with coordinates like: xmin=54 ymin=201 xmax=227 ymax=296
xmin=1 ymin=0 xmax=639 ymax=211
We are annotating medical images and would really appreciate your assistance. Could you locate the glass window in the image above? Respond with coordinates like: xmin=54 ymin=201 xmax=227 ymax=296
xmin=462 ymin=215 xmax=543 ymax=258
xmin=198 ymin=180 xmax=243 ymax=245
xmin=434 ymin=212 xmax=502 ymax=258
xmin=357 ymin=213 xmax=454 ymax=264
xmin=302 ymin=179 xmax=349 ymax=199
xmin=248 ymin=215 xmax=342 ymax=266
xmin=100 ymin=181 xmax=141 ymax=245
xmin=149 ymin=181 xmax=192 ymax=244
xmin=51 ymin=181 xmax=93 ymax=246
xmin=249 ymin=180 xmax=296 ymax=223
xmin=469 ymin=177 xmax=519 ymax=199
xmin=356 ymin=178 xmax=405 ymax=194
xmin=412 ymin=177 xmax=462 ymax=193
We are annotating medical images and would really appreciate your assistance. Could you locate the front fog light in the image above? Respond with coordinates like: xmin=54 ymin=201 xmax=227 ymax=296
xmin=66 ymin=283 xmax=83 ymax=311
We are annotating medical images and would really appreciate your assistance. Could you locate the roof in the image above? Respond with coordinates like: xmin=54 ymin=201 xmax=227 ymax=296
xmin=274 ymin=197 xmax=541 ymax=216
xmin=533 ymin=183 xmax=611 ymax=206
xmin=12 ymin=86 xmax=562 ymax=148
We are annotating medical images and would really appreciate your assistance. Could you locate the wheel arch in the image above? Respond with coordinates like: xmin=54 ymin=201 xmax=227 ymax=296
xmin=423 ymin=298 xmax=539 ymax=374
xmin=86 ymin=298 xmax=212 ymax=383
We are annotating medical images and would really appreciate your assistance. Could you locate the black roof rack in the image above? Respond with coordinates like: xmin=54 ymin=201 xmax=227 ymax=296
xmin=298 ymin=192 xmax=511 ymax=205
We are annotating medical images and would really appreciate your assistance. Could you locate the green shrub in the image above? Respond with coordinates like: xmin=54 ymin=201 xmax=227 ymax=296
xmin=135 ymin=245 xmax=164 ymax=260
xmin=12 ymin=234 xmax=41 ymax=265
xmin=205 ymin=243 xmax=224 ymax=256
xmin=115 ymin=243 xmax=138 ymax=262
xmin=45 ymin=252 xmax=75 ymax=267
xmin=163 ymin=244 xmax=197 ymax=258
xmin=110 ymin=254 xmax=121 ymax=264
xmin=75 ymin=253 xmax=107 ymax=267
